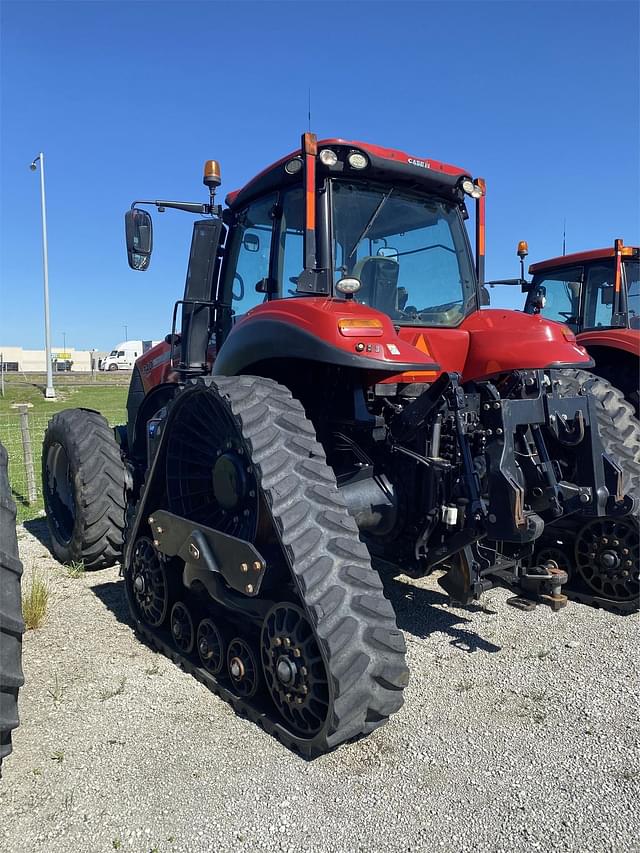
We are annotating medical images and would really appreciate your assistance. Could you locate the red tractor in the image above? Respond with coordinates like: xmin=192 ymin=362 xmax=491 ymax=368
xmin=524 ymin=239 xmax=639 ymax=417
xmin=42 ymin=135 xmax=637 ymax=755
xmin=489 ymin=241 xmax=640 ymax=609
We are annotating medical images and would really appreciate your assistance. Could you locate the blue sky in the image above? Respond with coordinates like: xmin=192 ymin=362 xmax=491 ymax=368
xmin=1 ymin=0 xmax=638 ymax=350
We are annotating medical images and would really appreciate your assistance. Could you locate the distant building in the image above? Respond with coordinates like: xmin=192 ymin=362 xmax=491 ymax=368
xmin=0 ymin=346 xmax=108 ymax=373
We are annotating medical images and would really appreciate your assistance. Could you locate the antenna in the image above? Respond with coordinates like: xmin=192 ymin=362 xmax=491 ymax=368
xmin=562 ymin=219 xmax=566 ymax=256
xmin=308 ymin=87 xmax=311 ymax=132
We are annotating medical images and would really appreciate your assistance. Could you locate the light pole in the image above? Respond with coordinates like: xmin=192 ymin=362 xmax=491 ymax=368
xmin=30 ymin=153 xmax=55 ymax=399
xmin=123 ymin=323 xmax=128 ymax=341
xmin=62 ymin=331 xmax=66 ymax=353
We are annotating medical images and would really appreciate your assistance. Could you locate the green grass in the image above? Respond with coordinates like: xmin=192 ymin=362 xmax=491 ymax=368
xmin=22 ymin=572 xmax=50 ymax=629
xmin=0 ymin=372 xmax=129 ymax=416
xmin=65 ymin=560 xmax=86 ymax=579
xmin=0 ymin=373 xmax=128 ymax=521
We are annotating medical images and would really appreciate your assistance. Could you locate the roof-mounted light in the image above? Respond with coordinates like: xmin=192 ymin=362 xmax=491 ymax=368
xmin=285 ymin=157 xmax=303 ymax=175
xmin=203 ymin=160 xmax=221 ymax=189
xmin=347 ymin=151 xmax=368 ymax=170
xmin=460 ymin=177 xmax=484 ymax=199
xmin=319 ymin=148 xmax=338 ymax=166
xmin=517 ymin=240 xmax=529 ymax=258
xmin=336 ymin=277 xmax=361 ymax=296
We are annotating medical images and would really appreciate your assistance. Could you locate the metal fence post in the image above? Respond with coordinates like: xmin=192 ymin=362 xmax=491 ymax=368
xmin=17 ymin=405 xmax=37 ymax=505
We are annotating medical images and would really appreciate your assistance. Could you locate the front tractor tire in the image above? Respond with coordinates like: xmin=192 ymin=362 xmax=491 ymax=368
xmin=42 ymin=409 xmax=127 ymax=569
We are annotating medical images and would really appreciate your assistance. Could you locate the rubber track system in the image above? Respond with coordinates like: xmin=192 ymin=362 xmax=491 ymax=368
xmin=127 ymin=376 xmax=409 ymax=756
xmin=43 ymin=409 xmax=127 ymax=569
xmin=0 ymin=441 xmax=25 ymax=774
xmin=539 ymin=370 xmax=640 ymax=611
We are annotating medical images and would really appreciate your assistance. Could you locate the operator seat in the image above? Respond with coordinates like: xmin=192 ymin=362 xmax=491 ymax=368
xmin=351 ymin=256 xmax=400 ymax=317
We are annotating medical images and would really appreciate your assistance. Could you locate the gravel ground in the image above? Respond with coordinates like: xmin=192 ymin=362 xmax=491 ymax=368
xmin=1 ymin=520 xmax=638 ymax=853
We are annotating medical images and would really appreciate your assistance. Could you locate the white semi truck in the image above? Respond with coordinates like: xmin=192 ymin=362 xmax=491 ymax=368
xmin=100 ymin=340 xmax=160 ymax=371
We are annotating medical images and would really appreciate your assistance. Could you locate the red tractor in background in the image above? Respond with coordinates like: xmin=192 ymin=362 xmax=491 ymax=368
xmin=42 ymin=134 xmax=637 ymax=755
xmin=523 ymin=239 xmax=639 ymax=417
xmin=489 ymin=239 xmax=640 ymax=609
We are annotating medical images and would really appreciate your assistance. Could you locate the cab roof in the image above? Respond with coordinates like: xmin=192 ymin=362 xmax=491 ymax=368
xmin=530 ymin=243 xmax=639 ymax=274
xmin=225 ymin=138 xmax=472 ymax=210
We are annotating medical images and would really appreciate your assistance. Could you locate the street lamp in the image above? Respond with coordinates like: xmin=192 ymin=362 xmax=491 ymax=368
xmin=62 ymin=331 xmax=66 ymax=353
xmin=123 ymin=323 xmax=128 ymax=341
xmin=30 ymin=152 xmax=55 ymax=399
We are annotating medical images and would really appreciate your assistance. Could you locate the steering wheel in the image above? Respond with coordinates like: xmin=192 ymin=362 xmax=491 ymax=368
xmin=232 ymin=272 xmax=245 ymax=301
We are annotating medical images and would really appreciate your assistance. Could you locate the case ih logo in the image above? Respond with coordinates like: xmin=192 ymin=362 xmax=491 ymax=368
xmin=408 ymin=158 xmax=429 ymax=169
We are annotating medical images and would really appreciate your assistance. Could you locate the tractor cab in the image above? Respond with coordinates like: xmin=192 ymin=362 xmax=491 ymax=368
xmin=525 ymin=240 xmax=640 ymax=333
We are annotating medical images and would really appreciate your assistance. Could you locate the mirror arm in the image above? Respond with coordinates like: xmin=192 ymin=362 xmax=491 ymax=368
xmin=131 ymin=199 xmax=219 ymax=216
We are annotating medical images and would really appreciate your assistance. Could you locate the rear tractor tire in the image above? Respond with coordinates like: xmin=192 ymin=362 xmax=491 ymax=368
xmin=0 ymin=441 xmax=25 ymax=775
xmin=42 ymin=409 xmax=127 ymax=569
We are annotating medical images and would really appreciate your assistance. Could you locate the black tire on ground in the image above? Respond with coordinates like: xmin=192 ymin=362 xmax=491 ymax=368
xmin=42 ymin=409 xmax=128 ymax=569
xmin=553 ymin=369 xmax=640 ymax=500
xmin=108 ymin=364 xmax=118 ymax=372
xmin=0 ymin=441 xmax=25 ymax=774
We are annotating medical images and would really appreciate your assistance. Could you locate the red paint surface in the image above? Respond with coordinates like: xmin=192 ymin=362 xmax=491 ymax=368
xmin=578 ymin=328 xmax=640 ymax=357
xmin=140 ymin=306 xmax=592 ymax=396
xmin=231 ymin=298 xmax=440 ymax=368
xmin=225 ymin=138 xmax=470 ymax=207
xmin=530 ymin=244 xmax=638 ymax=273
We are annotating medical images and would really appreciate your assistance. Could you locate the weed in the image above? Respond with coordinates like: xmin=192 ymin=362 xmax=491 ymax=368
xmin=51 ymin=750 xmax=64 ymax=764
xmin=65 ymin=560 xmax=85 ymax=579
xmin=99 ymin=676 xmax=127 ymax=702
xmin=455 ymin=678 xmax=475 ymax=693
xmin=22 ymin=571 xmax=49 ymax=630
xmin=112 ymin=840 xmax=122 ymax=850
xmin=145 ymin=663 xmax=160 ymax=677
xmin=32 ymin=768 xmax=42 ymax=776
xmin=63 ymin=791 xmax=74 ymax=810
xmin=47 ymin=673 xmax=65 ymax=705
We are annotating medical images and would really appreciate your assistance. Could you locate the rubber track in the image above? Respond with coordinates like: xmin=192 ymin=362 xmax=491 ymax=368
xmin=128 ymin=376 xmax=409 ymax=756
xmin=43 ymin=409 xmax=127 ymax=569
xmin=0 ymin=442 xmax=25 ymax=773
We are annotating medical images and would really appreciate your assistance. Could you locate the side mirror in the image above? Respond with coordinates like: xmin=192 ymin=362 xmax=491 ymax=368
xmin=377 ymin=246 xmax=399 ymax=262
xmin=480 ymin=286 xmax=490 ymax=306
xmin=529 ymin=285 xmax=546 ymax=314
xmin=243 ymin=233 xmax=260 ymax=253
xmin=125 ymin=209 xmax=153 ymax=271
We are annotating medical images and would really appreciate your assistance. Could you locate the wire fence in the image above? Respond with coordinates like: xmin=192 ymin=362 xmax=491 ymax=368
xmin=0 ymin=409 xmax=125 ymax=523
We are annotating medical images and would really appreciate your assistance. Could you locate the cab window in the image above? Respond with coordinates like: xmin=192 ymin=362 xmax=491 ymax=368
xmin=229 ymin=193 xmax=277 ymax=318
xmin=276 ymin=188 xmax=304 ymax=294
xmin=625 ymin=260 xmax=640 ymax=329
xmin=583 ymin=263 xmax=619 ymax=328
xmin=530 ymin=267 xmax=581 ymax=328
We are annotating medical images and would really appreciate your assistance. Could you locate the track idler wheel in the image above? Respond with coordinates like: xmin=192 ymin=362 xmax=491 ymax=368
xmin=170 ymin=602 xmax=195 ymax=654
xmin=227 ymin=638 xmax=261 ymax=698
xmin=129 ymin=537 xmax=169 ymax=628
xmin=261 ymin=603 xmax=329 ymax=737
xmin=575 ymin=517 xmax=639 ymax=602
xmin=197 ymin=618 xmax=225 ymax=676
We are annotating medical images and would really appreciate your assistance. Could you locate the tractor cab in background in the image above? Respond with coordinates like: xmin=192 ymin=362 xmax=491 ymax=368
xmin=519 ymin=240 xmax=639 ymax=416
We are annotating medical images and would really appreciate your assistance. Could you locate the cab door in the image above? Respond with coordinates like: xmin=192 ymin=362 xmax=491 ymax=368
xmin=527 ymin=266 xmax=583 ymax=330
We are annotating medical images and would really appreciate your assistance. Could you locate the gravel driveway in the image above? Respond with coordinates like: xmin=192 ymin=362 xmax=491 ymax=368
xmin=1 ymin=520 xmax=638 ymax=853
